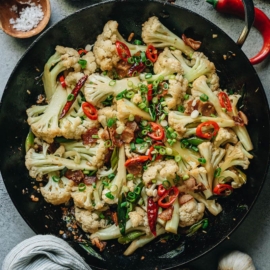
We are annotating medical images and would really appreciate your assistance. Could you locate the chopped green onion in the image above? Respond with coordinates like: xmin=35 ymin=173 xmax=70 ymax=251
xmin=130 ymin=142 xmax=136 ymax=151
xmin=127 ymin=192 xmax=136 ymax=202
xmin=105 ymin=192 xmax=114 ymax=200
xmin=177 ymin=105 xmax=185 ymax=113
xmin=134 ymin=39 xmax=142 ymax=45
xmin=175 ymin=155 xmax=182 ymax=162
xmin=128 ymin=57 xmax=135 ymax=64
xmin=67 ymin=94 xmax=74 ymax=101
xmin=127 ymin=174 xmax=134 ymax=181
xmin=52 ymin=176 xmax=60 ymax=182
xmin=139 ymin=84 xmax=148 ymax=93
xmin=142 ymin=129 xmax=148 ymax=135
xmin=141 ymin=52 xmax=147 ymax=62
xmin=136 ymin=138 xmax=144 ymax=143
xmin=145 ymin=59 xmax=153 ymax=66
xmin=198 ymin=157 xmax=206 ymax=164
xmin=214 ymin=167 xmax=221 ymax=177
xmin=102 ymin=71 xmax=108 ymax=76
xmin=91 ymin=134 xmax=99 ymax=139
xmin=200 ymin=94 xmax=209 ymax=102
xmin=128 ymin=114 xmax=135 ymax=121
xmin=138 ymin=102 xmax=146 ymax=109
xmin=168 ymin=127 xmax=174 ymax=133
xmin=166 ymin=147 xmax=173 ymax=155
xmin=110 ymin=184 xmax=118 ymax=193
xmin=116 ymin=89 xmax=127 ymax=100
xmin=127 ymin=80 xmax=134 ymax=88
xmin=145 ymin=73 xmax=152 ymax=79
xmin=184 ymin=94 xmax=190 ymax=100
xmin=163 ymin=82 xmax=169 ymax=90
xmin=83 ymin=170 xmax=90 ymax=175
xmin=102 ymin=181 xmax=109 ymax=187
xmin=107 ymin=117 xmax=117 ymax=127
xmin=108 ymin=173 xmax=115 ymax=180
xmin=160 ymin=113 xmax=166 ymax=120
xmin=99 ymin=213 xmax=105 ymax=219
xmin=159 ymin=148 xmax=166 ymax=155
xmin=183 ymin=174 xmax=189 ymax=181
xmin=105 ymin=140 xmax=112 ymax=148
xmin=78 ymin=183 xmax=86 ymax=192
xmin=126 ymin=91 xmax=135 ymax=98
xmin=121 ymin=201 xmax=129 ymax=208
xmin=78 ymin=59 xmax=87 ymax=69
xmin=109 ymin=80 xmax=116 ymax=86
xmin=141 ymin=120 xmax=148 ymax=126
xmin=152 ymin=96 xmax=158 ymax=104
xmin=162 ymin=180 xmax=171 ymax=189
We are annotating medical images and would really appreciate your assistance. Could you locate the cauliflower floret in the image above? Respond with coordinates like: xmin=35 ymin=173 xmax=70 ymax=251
xmin=127 ymin=180 xmax=135 ymax=192
xmin=214 ymin=128 xmax=238 ymax=148
xmin=164 ymin=74 xmax=188 ymax=109
xmin=125 ymin=143 xmax=139 ymax=159
xmin=75 ymin=207 xmax=108 ymax=233
xmin=145 ymin=183 xmax=157 ymax=197
xmin=98 ymin=106 xmax=118 ymax=127
xmin=131 ymin=93 xmax=143 ymax=105
xmin=178 ymin=198 xmax=205 ymax=227
xmin=102 ymin=188 xmax=118 ymax=204
xmin=40 ymin=173 xmax=74 ymax=205
xmin=81 ymin=51 xmax=97 ymax=75
xmin=128 ymin=207 xmax=146 ymax=227
xmin=142 ymin=159 xmax=178 ymax=186
xmin=71 ymin=185 xmax=96 ymax=210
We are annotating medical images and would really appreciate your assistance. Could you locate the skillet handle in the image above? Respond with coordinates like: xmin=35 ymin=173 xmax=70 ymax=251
xmin=236 ymin=0 xmax=255 ymax=47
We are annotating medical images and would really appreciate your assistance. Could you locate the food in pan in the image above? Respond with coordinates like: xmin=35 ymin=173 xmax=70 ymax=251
xmin=25 ymin=16 xmax=253 ymax=255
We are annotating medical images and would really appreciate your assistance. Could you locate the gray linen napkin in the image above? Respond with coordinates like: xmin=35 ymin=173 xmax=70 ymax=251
xmin=2 ymin=235 xmax=92 ymax=270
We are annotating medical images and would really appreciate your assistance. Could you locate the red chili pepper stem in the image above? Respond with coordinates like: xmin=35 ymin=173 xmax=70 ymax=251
xmin=59 ymin=75 xmax=88 ymax=119
xmin=207 ymin=0 xmax=270 ymax=64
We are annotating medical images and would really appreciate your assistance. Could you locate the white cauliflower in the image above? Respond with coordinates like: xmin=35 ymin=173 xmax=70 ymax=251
xmin=71 ymin=185 xmax=95 ymax=210
xmin=214 ymin=128 xmax=238 ymax=148
xmin=142 ymin=159 xmax=179 ymax=186
xmin=178 ymin=198 xmax=205 ymax=227
xmin=128 ymin=207 xmax=147 ymax=228
xmin=164 ymin=74 xmax=188 ymax=109
xmin=145 ymin=183 xmax=157 ymax=197
xmin=81 ymin=51 xmax=97 ymax=75
xmin=40 ymin=173 xmax=74 ymax=205
xmin=75 ymin=207 xmax=108 ymax=233
xmin=102 ymin=188 xmax=118 ymax=204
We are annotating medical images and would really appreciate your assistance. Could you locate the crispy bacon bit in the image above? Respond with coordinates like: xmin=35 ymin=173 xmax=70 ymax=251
xmin=179 ymin=194 xmax=194 ymax=205
xmin=198 ymin=101 xmax=216 ymax=116
xmin=100 ymin=127 xmax=110 ymax=141
xmin=120 ymin=126 xmax=134 ymax=143
xmin=109 ymin=127 xmax=123 ymax=147
xmin=126 ymin=160 xmax=143 ymax=176
xmin=48 ymin=142 xmax=60 ymax=154
xmin=115 ymin=60 xmax=133 ymax=79
xmin=36 ymin=94 xmax=46 ymax=104
xmin=182 ymin=34 xmax=202 ymax=50
xmin=232 ymin=111 xmax=248 ymax=126
xmin=84 ymin=176 xmax=97 ymax=185
xmin=111 ymin=212 xmax=118 ymax=225
xmin=158 ymin=206 xmax=174 ymax=221
xmin=238 ymin=111 xmax=248 ymax=125
xmin=82 ymin=127 xmax=99 ymax=144
xmin=91 ymin=237 xmax=107 ymax=252
xmin=126 ymin=121 xmax=139 ymax=132
xmin=65 ymin=169 xmax=84 ymax=184
xmin=128 ymin=32 xmax=135 ymax=42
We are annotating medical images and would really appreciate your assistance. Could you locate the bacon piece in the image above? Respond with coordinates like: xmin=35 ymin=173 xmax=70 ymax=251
xmin=91 ymin=237 xmax=107 ymax=252
xmin=179 ymin=194 xmax=194 ymax=205
xmin=182 ymin=34 xmax=202 ymax=50
xmin=108 ymin=127 xmax=123 ymax=147
xmin=83 ymin=176 xmax=97 ymax=185
xmin=184 ymin=177 xmax=196 ymax=190
xmin=198 ymin=101 xmax=216 ymax=116
xmin=82 ymin=127 xmax=99 ymax=145
xmin=126 ymin=121 xmax=139 ymax=132
xmin=120 ymin=126 xmax=134 ymax=143
xmin=65 ymin=169 xmax=84 ymax=184
xmin=158 ymin=206 xmax=174 ymax=221
xmin=126 ymin=160 xmax=143 ymax=176
xmin=100 ymin=127 xmax=110 ymax=141
xmin=233 ymin=111 xmax=248 ymax=126
xmin=115 ymin=60 xmax=133 ymax=79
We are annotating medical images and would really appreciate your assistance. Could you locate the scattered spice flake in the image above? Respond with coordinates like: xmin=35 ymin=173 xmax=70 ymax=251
xmin=45 ymin=225 xmax=48 ymax=228
xmin=35 ymin=66 xmax=40 ymax=72
xmin=27 ymin=90 xmax=31 ymax=94
xmin=141 ymin=256 xmax=145 ymax=260
xmin=212 ymin=34 xmax=218 ymax=38
xmin=233 ymin=218 xmax=236 ymax=221
xmin=59 ymin=230 xmax=64 ymax=235
xmin=227 ymin=236 xmax=230 ymax=240
xmin=255 ymin=87 xmax=259 ymax=92
xmin=45 ymin=215 xmax=49 ymax=219
xmin=160 ymin=239 xmax=167 ymax=243
xmin=223 ymin=55 xmax=227 ymax=60
xmin=128 ymin=32 xmax=134 ymax=42
xmin=30 ymin=194 xmax=39 ymax=202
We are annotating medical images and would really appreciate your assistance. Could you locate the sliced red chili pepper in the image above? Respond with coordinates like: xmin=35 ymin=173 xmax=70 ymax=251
xmin=124 ymin=155 xmax=149 ymax=167
xmin=196 ymin=120 xmax=220 ymax=139
xmin=78 ymin=49 xmax=88 ymax=56
xmin=82 ymin=102 xmax=98 ymax=120
xmin=213 ymin=184 xmax=233 ymax=196
xmin=147 ymin=84 xmax=153 ymax=102
xmin=59 ymin=75 xmax=67 ymax=88
xmin=157 ymin=185 xmax=167 ymax=197
xmin=148 ymin=122 xmax=165 ymax=141
xmin=115 ymin=41 xmax=131 ymax=61
xmin=59 ymin=75 xmax=88 ymax=119
xmin=146 ymin=44 xmax=158 ymax=63
xmin=158 ymin=186 xmax=179 ymax=208
xmin=147 ymin=197 xmax=158 ymax=236
xmin=148 ymin=142 xmax=163 ymax=161
xmin=218 ymin=92 xmax=232 ymax=112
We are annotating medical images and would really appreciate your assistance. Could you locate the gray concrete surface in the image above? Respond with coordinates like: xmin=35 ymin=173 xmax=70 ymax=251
xmin=0 ymin=0 xmax=270 ymax=269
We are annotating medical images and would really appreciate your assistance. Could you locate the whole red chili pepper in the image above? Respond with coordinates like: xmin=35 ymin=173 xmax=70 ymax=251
xmin=147 ymin=197 xmax=158 ymax=236
xmin=207 ymin=0 xmax=270 ymax=64
xmin=59 ymin=75 xmax=88 ymax=119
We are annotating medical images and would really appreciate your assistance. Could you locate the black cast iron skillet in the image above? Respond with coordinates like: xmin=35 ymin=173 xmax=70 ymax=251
xmin=0 ymin=1 xmax=270 ymax=269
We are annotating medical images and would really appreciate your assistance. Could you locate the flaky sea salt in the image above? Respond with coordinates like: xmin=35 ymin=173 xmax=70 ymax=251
xmin=9 ymin=2 xmax=44 ymax=32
